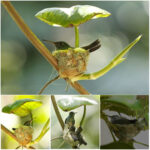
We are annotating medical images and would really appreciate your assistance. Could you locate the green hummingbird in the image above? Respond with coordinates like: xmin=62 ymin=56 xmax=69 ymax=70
xmin=108 ymin=115 xmax=146 ymax=142
xmin=65 ymin=111 xmax=76 ymax=128
xmin=43 ymin=39 xmax=101 ymax=53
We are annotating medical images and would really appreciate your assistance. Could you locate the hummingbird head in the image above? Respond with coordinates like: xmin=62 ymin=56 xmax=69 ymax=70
xmin=69 ymin=111 xmax=76 ymax=117
xmin=43 ymin=39 xmax=71 ymax=50
xmin=54 ymin=41 xmax=71 ymax=50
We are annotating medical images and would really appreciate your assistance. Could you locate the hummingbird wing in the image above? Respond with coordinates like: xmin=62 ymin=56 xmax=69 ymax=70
xmin=82 ymin=39 xmax=101 ymax=53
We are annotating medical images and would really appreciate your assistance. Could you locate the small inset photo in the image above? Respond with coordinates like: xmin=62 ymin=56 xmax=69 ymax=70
xmin=1 ymin=95 xmax=50 ymax=149
xmin=100 ymin=95 xmax=149 ymax=149
xmin=51 ymin=95 xmax=100 ymax=149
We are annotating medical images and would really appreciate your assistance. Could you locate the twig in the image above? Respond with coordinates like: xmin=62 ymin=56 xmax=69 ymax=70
xmin=51 ymin=136 xmax=63 ymax=141
xmin=51 ymin=95 xmax=65 ymax=130
xmin=39 ymin=75 xmax=60 ymax=94
xmin=2 ymin=1 xmax=90 ymax=95
xmin=1 ymin=124 xmax=19 ymax=143
xmin=133 ymin=139 xmax=149 ymax=147
xmin=101 ymin=112 xmax=116 ymax=142
xmin=80 ymin=105 xmax=86 ymax=127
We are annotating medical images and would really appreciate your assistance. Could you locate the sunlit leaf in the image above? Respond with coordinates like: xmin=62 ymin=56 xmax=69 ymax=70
xmin=35 ymin=5 xmax=111 ymax=27
xmin=2 ymin=99 xmax=42 ymax=117
xmin=57 ymin=96 xmax=97 ymax=111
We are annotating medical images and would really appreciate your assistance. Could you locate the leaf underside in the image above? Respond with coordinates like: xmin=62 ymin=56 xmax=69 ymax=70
xmin=2 ymin=99 xmax=42 ymax=117
xmin=57 ymin=96 xmax=97 ymax=111
xmin=35 ymin=5 xmax=111 ymax=27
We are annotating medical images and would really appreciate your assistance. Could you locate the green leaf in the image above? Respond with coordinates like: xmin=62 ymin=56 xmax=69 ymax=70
xmin=101 ymin=96 xmax=137 ymax=116
xmin=2 ymin=99 xmax=42 ymax=117
xmin=35 ymin=5 xmax=111 ymax=27
xmin=101 ymin=95 xmax=149 ymax=120
xmin=57 ymin=96 xmax=97 ymax=111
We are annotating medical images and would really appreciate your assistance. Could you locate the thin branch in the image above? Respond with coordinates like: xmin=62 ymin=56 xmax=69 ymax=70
xmin=101 ymin=112 xmax=116 ymax=142
xmin=80 ymin=105 xmax=86 ymax=127
xmin=133 ymin=139 xmax=149 ymax=147
xmin=1 ymin=124 xmax=19 ymax=143
xmin=2 ymin=1 xmax=90 ymax=95
xmin=28 ymin=118 xmax=50 ymax=146
xmin=51 ymin=95 xmax=65 ymax=130
xmin=51 ymin=136 xmax=63 ymax=141
xmin=39 ymin=75 xmax=60 ymax=94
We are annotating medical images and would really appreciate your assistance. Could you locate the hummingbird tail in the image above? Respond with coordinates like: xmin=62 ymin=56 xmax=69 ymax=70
xmin=82 ymin=39 xmax=101 ymax=53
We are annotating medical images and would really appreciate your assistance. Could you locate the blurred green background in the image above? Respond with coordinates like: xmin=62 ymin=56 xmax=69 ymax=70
xmin=1 ymin=1 xmax=149 ymax=94
xmin=51 ymin=95 xmax=100 ymax=149
xmin=1 ymin=95 xmax=50 ymax=149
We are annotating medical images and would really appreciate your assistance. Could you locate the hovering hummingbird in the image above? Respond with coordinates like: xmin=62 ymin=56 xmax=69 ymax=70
xmin=65 ymin=111 xmax=76 ymax=128
xmin=43 ymin=39 xmax=101 ymax=53
xmin=107 ymin=115 xmax=146 ymax=142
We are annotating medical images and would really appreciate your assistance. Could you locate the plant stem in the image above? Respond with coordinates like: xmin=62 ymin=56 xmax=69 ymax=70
xmin=75 ymin=26 xmax=79 ymax=47
xmin=2 ymin=1 xmax=90 ymax=95
xmin=51 ymin=95 xmax=64 ymax=130
xmin=28 ymin=118 xmax=50 ymax=146
xmin=133 ymin=140 xmax=149 ymax=147
xmin=71 ymin=35 xmax=142 ymax=82
xmin=1 ymin=124 xmax=19 ymax=143
xmin=101 ymin=112 xmax=116 ymax=142
xmin=39 ymin=75 xmax=60 ymax=94
xmin=80 ymin=105 xmax=86 ymax=127
xmin=51 ymin=136 xmax=63 ymax=141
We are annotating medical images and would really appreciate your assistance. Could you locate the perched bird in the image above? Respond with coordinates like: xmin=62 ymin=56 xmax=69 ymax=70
xmin=108 ymin=115 xmax=137 ymax=124
xmin=107 ymin=115 xmax=146 ymax=142
xmin=43 ymin=39 xmax=101 ymax=53
xmin=65 ymin=112 xmax=76 ymax=128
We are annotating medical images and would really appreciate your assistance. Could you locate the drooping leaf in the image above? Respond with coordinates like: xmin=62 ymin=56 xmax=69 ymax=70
xmin=35 ymin=5 xmax=111 ymax=28
xmin=2 ymin=99 xmax=42 ymax=117
xmin=57 ymin=96 xmax=97 ymax=111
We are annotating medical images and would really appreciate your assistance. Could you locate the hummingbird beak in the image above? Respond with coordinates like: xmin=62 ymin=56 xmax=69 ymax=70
xmin=42 ymin=39 xmax=55 ymax=44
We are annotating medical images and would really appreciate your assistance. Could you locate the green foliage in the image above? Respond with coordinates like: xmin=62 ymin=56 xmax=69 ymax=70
xmin=101 ymin=141 xmax=134 ymax=149
xmin=101 ymin=95 xmax=149 ymax=149
xmin=57 ymin=96 xmax=97 ymax=111
xmin=101 ymin=95 xmax=148 ymax=122
xmin=35 ymin=5 xmax=111 ymax=28
xmin=2 ymin=99 xmax=42 ymax=117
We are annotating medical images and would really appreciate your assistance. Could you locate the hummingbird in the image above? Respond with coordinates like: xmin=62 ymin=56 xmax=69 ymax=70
xmin=108 ymin=115 xmax=137 ymax=124
xmin=43 ymin=39 xmax=101 ymax=53
xmin=107 ymin=115 xmax=146 ymax=142
xmin=65 ymin=111 xmax=76 ymax=128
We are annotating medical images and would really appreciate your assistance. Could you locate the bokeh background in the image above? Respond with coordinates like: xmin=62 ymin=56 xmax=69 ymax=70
xmin=1 ymin=95 xmax=50 ymax=149
xmin=1 ymin=1 xmax=149 ymax=94
xmin=51 ymin=95 xmax=99 ymax=149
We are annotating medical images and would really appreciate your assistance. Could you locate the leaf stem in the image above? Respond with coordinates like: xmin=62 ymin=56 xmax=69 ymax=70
xmin=2 ymin=1 xmax=89 ymax=95
xmin=75 ymin=26 xmax=79 ymax=47
xmin=80 ymin=105 xmax=86 ymax=127
xmin=51 ymin=95 xmax=64 ymax=130
xmin=28 ymin=118 xmax=50 ymax=146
